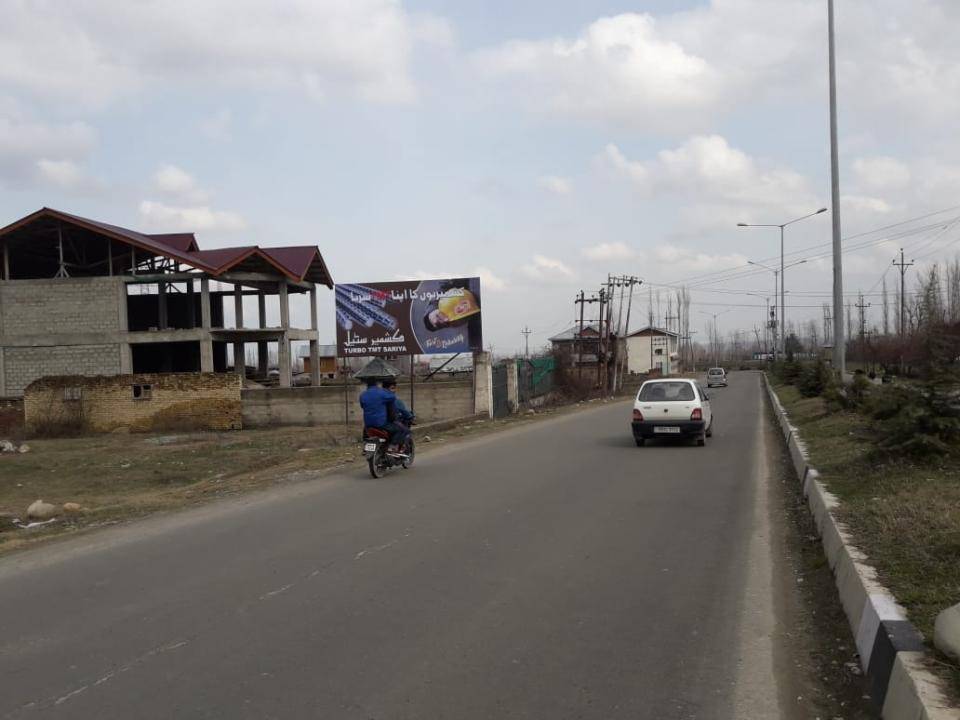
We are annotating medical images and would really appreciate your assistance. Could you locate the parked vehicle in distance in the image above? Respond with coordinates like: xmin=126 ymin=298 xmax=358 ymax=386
xmin=631 ymin=379 xmax=713 ymax=447
xmin=706 ymin=367 xmax=727 ymax=388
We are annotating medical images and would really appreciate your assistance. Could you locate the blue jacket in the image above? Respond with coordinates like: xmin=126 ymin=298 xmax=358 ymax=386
xmin=360 ymin=385 xmax=396 ymax=427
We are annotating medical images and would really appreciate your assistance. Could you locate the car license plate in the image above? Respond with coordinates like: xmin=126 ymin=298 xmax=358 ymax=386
xmin=654 ymin=426 xmax=681 ymax=434
xmin=363 ymin=442 xmax=378 ymax=452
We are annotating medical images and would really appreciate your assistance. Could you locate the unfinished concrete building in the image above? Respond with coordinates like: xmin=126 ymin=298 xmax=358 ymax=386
xmin=0 ymin=207 xmax=334 ymax=397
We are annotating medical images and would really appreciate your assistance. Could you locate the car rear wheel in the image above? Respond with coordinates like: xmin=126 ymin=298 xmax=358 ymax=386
xmin=696 ymin=430 xmax=706 ymax=447
xmin=706 ymin=421 xmax=713 ymax=438
xmin=635 ymin=437 xmax=645 ymax=447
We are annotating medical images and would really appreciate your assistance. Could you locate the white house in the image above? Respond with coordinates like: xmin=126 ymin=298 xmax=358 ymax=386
xmin=626 ymin=327 xmax=681 ymax=375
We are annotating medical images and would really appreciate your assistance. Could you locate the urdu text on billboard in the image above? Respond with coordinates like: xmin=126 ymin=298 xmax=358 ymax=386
xmin=335 ymin=278 xmax=483 ymax=357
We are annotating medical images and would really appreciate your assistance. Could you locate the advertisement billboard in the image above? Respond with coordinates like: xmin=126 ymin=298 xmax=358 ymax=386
xmin=335 ymin=278 xmax=483 ymax=357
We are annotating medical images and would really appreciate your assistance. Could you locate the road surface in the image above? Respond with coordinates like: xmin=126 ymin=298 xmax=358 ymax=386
xmin=0 ymin=372 xmax=803 ymax=719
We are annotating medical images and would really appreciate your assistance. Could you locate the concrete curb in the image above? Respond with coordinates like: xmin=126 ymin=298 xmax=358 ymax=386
xmin=763 ymin=375 xmax=959 ymax=719
xmin=416 ymin=414 xmax=488 ymax=435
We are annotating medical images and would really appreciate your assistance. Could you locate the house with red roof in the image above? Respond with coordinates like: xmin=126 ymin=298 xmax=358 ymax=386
xmin=0 ymin=208 xmax=334 ymax=396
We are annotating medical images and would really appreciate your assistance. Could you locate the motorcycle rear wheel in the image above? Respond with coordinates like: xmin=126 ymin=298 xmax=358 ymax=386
xmin=368 ymin=447 xmax=386 ymax=478
xmin=401 ymin=438 xmax=415 ymax=469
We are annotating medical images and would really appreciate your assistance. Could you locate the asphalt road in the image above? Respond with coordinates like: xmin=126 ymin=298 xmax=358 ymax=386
xmin=0 ymin=372 xmax=800 ymax=719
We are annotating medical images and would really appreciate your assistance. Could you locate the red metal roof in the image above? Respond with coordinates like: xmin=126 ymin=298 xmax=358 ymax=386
xmin=148 ymin=233 xmax=198 ymax=253
xmin=0 ymin=208 xmax=333 ymax=287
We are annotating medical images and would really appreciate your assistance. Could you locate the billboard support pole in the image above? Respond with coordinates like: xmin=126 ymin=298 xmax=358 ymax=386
xmin=342 ymin=359 xmax=349 ymax=426
xmin=410 ymin=353 xmax=415 ymax=412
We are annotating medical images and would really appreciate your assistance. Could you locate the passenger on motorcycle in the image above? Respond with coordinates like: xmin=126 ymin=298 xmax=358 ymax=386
xmin=359 ymin=379 xmax=407 ymax=450
xmin=382 ymin=378 xmax=414 ymax=427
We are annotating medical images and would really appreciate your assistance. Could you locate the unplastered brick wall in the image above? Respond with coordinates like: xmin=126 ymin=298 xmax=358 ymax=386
xmin=3 ymin=344 xmax=120 ymax=397
xmin=24 ymin=373 xmax=242 ymax=435
xmin=0 ymin=277 xmax=121 ymax=336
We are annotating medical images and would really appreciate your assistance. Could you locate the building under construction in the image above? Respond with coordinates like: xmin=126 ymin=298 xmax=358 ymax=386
xmin=0 ymin=207 xmax=334 ymax=397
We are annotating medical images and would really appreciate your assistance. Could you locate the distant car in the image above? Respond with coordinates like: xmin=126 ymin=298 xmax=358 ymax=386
xmin=631 ymin=379 xmax=713 ymax=447
xmin=706 ymin=367 xmax=727 ymax=388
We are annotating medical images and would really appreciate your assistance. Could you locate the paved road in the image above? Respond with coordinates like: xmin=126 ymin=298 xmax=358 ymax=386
xmin=0 ymin=372 xmax=799 ymax=719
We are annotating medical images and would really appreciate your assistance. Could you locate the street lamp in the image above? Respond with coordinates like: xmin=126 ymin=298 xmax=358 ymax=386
xmin=698 ymin=309 xmax=733 ymax=367
xmin=738 ymin=208 xmax=826 ymax=356
xmin=747 ymin=258 xmax=807 ymax=358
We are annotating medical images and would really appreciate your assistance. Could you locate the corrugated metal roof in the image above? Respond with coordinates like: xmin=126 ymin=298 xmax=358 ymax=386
xmin=0 ymin=208 xmax=334 ymax=287
xmin=549 ymin=324 xmax=600 ymax=342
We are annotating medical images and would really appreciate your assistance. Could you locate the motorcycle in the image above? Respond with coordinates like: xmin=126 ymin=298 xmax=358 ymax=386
xmin=362 ymin=423 xmax=415 ymax=479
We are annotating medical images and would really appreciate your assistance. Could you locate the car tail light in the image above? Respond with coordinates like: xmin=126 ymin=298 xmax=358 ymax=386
xmin=632 ymin=409 xmax=643 ymax=421
xmin=690 ymin=408 xmax=703 ymax=421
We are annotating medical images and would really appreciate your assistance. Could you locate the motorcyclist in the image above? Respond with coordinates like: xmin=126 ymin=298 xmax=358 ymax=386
xmin=382 ymin=378 xmax=414 ymax=433
xmin=359 ymin=378 xmax=407 ymax=451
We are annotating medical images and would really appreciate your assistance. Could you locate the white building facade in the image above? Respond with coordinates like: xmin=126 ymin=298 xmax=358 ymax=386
xmin=626 ymin=327 xmax=681 ymax=375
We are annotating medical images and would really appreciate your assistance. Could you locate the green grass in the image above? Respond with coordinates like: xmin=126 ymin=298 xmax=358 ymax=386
xmin=773 ymin=382 xmax=960 ymax=695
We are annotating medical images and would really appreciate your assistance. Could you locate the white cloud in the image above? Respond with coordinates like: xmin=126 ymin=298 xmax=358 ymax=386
xmin=0 ymin=113 xmax=96 ymax=189
xmin=602 ymin=135 xmax=818 ymax=216
xmin=538 ymin=175 xmax=572 ymax=195
xmin=153 ymin=164 xmax=209 ymax=203
xmin=852 ymin=157 xmax=911 ymax=192
xmin=842 ymin=195 xmax=893 ymax=215
xmin=36 ymin=159 xmax=101 ymax=192
xmin=474 ymin=266 xmax=506 ymax=291
xmin=653 ymin=245 xmax=749 ymax=275
xmin=138 ymin=201 xmax=246 ymax=232
xmin=520 ymin=254 xmax=575 ymax=282
xmin=582 ymin=242 xmax=635 ymax=261
xmin=0 ymin=1 xmax=449 ymax=109
xmin=475 ymin=13 xmax=722 ymax=130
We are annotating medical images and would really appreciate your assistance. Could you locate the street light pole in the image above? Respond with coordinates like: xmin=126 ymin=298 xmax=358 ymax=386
xmin=739 ymin=210 xmax=825 ymax=356
xmin=828 ymin=0 xmax=845 ymax=376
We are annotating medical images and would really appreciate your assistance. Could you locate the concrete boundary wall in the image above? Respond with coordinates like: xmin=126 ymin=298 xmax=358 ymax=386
xmin=242 ymin=380 xmax=474 ymax=428
xmin=763 ymin=375 xmax=959 ymax=719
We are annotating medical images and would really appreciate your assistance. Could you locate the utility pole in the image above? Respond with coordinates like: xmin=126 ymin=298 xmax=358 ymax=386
xmin=574 ymin=290 xmax=585 ymax=380
xmin=597 ymin=288 xmax=606 ymax=389
xmin=856 ymin=292 xmax=870 ymax=364
xmin=893 ymin=248 xmax=914 ymax=339
xmin=828 ymin=0 xmax=846 ymax=375
xmin=619 ymin=276 xmax=641 ymax=389
xmin=521 ymin=326 xmax=532 ymax=359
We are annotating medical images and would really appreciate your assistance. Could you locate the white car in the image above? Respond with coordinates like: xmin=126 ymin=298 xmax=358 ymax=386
xmin=631 ymin=378 xmax=713 ymax=447
xmin=706 ymin=367 xmax=727 ymax=388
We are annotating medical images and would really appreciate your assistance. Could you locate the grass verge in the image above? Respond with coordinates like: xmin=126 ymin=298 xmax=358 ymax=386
xmin=772 ymin=381 xmax=960 ymax=696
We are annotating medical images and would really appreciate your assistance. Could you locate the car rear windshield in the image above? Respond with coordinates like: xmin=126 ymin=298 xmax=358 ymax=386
xmin=638 ymin=382 xmax=695 ymax=402
xmin=708 ymin=368 xmax=724 ymax=374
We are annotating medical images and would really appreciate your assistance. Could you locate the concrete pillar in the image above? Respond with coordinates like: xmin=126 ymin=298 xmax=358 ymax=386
xmin=473 ymin=351 xmax=493 ymax=418
xmin=119 ymin=344 xmax=132 ymax=374
xmin=2 ymin=241 xmax=9 ymax=280
xmin=157 ymin=281 xmax=168 ymax=330
xmin=279 ymin=334 xmax=291 ymax=388
xmin=277 ymin=282 xmax=291 ymax=386
xmin=200 ymin=277 xmax=214 ymax=373
xmin=308 ymin=285 xmax=320 ymax=385
xmin=233 ymin=283 xmax=244 ymax=378
xmin=187 ymin=279 xmax=196 ymax=329
xmin=309 ymin=340 xmax=320 ymax=386
xmin=117 ymin=278 xmax=132 ymax=374
xmin=506 ymin=360 xmax=519 ymax=413
xmin=257 ymin=291 xmax=268 ymax=377
xmin=0 ymin=348 xmax=6 ymax=397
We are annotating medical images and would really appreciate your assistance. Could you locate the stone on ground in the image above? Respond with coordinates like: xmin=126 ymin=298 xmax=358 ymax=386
xmin=27 ymin=500 xmax=57 ymax=521
xmin=934 ymin=602 xmax=960 ymax=662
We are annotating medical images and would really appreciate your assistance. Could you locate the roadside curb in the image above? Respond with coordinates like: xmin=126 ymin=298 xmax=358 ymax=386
xmin=416 ymin=414 xmax=488 ymax=435
xmin=763 ymin=374 xmax=959 ymax=719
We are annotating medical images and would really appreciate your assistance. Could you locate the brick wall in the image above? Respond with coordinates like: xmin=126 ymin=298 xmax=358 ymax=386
xmin=24 ymin=373 xmax=242 ymax=435
xmin=242 ymin=380 xmax=474 ymax=427
xmin=3 ymin=345 xmax=120 ymax=397
xmin=0 ymin=277 xmax=121 ymax=336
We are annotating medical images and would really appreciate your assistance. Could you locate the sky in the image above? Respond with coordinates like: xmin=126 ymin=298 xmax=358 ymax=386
xmin=4 ymin=0 xmax=960 ymax=354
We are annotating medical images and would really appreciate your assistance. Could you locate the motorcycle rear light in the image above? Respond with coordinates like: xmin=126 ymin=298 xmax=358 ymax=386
xmin=690 ymin=408 xmax=703 ymax=421
xmin=632 ymin=409 xmax=643 ymax=421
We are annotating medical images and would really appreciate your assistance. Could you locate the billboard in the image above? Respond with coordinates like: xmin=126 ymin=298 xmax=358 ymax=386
xmin=335 ymin=277 xmax=482 ymax=356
